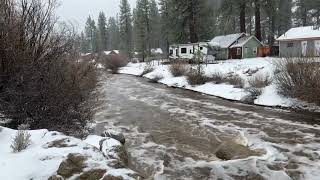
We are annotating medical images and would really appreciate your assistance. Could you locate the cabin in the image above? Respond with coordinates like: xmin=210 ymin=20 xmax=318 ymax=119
xmin=169 ymin=42 xmax=209 ymax=60
xmin=277 ymin=26 xmax=320 ymax=57
xmin=209 ymin=33 xmax=246 ymax=60
xmin=229 ymin=36 xmax=263 ymax=59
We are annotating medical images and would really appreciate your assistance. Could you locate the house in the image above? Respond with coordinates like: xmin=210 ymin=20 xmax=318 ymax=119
xmin=229 ymin=36 xmax=263 ymax=59
xmin=209 ymin=33 xmax=246 ymax=60
xmin=169 ymin=42 xmax=209 ymax=60
xmin=277 ymin=26 xmax=320 ymax=57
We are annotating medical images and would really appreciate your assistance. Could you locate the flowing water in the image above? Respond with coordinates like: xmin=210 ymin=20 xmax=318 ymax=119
xmin=94 ymin=74 xmax=320 ymax=180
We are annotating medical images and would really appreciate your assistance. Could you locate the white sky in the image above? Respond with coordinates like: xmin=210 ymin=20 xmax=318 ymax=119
xmin=56 ymin=0 xmax=137 ymax=29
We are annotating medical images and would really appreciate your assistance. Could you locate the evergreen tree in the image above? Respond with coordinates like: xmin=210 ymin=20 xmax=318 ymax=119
xmin=134 ymin=0 xmax=151 ymax=61
xmin=149 ymin=0 xmax=161 ymax=49
xmin=108 ymin=17 xmax=120 ymax=50
xmin=84 ymin=16 xmax=99 ymax=53
xmin=159 ymin=0 xmax=171 ymax=57
xmin=98 ymin=12 xmax=108 ymax=51
xmin=119 ymin=0 xmax=133 ymax=56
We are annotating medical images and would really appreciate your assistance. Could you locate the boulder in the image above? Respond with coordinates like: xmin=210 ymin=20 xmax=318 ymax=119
xmin=78 ymin=169 xmax=107 ymax=180
xmin=48 ymin=175 xmax=64 ymax=180
xmin=102 ymin=175 xmax=124 ymax=180
xmin=101 ymin=131 xmax=126 ymax=145
xmin=99 ymin=138 xmax=128 ymax=165
xmin=57 ymin=153 xmax=87 ymax=178
xmin=215 ymin=141 xmax=263 ymax=160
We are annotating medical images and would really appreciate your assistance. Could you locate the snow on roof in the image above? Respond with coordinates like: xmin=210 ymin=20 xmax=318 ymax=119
xmin=277 ymin=26 xmax=320 ymax=41
xmin=151 ymin=48 xmax=163 ymax=54
xmin=104 ymin=51 xmax=111 ymax=55
xmin=209 ymin=33 xmax=245 ymax=48
xmin=104 ymin=50 xmax=120 ymax=55
xmin=230 ymin=36 xmax=262 ymax=48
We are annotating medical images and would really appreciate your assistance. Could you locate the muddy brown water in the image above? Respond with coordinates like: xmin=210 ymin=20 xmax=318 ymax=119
xmin=94 ymin=74 xmax=320 ymax=180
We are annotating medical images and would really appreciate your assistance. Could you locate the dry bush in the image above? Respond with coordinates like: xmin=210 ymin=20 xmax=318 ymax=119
xmin=275 ymin=58 xmax=320 ymax=105
xmin=140 ymin=62 xmax=154 ymax=76
xmin=186 ymin=65 xmax=208 ymax=85
xmin=102 ymin=54 xmax=128 ymax=74
xmin=209 ymin=72 xmax=225 ymax=84
xmin=248 ymin=75 xmax=272 ymax=89
xmin=169 ymin=61 xmax=188 ymax=77
xmin=0 ymin=0 xmax=99 ymax=135
xmin=225 ymin=75 xmax=245 ymax=88
xmin=11 ymin=124 xmax=32 ymax=152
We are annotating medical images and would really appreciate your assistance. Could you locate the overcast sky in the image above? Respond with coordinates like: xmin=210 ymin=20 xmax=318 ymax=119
xmin=57 ymin=0 xmax=137 ymax=29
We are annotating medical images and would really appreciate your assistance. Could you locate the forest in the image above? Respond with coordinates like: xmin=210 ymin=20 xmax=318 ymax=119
xmin=80 ymin=0 xmax=320 ymax=57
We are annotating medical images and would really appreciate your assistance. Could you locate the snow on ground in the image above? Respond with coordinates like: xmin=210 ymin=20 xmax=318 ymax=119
xmin=120 ymin=57 xmax=299 ymax=109
xmin=0 ymin=126 xmax=137 ymax=180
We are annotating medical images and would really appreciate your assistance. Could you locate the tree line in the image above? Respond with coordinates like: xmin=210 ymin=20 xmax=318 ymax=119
xmin=80 ymin=0 xmax=320 ymax=58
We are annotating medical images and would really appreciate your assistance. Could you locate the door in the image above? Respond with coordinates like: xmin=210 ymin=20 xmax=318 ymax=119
xmin=301 ymin=41 xmax=308 ymax=57
xmin=315 ymin=40 xmax=320 ymax=56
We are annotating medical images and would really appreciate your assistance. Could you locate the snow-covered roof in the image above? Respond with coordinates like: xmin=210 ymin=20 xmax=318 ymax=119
xmin=104 ymin=50 xmax=120 ymax=55
xmin=209 ymin=33 xmax=245 ymax=48
xmin=230 ymin=36 xmax=262 ymax=48
xmin=277 ymin=26 xmax=320 ymax=41
xmin=151 ymin=48 xmax=163 ymax=54
xmin=104 ymin=51 xmax=111 ymax=55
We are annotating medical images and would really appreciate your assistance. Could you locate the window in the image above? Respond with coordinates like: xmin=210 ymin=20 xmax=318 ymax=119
xmin=200 ymin=47 xmax=203 ymax=50
xmin=253 ymin=48 xmax=257 ymax=54
xmin=181 ymin=48 xmax=187 ymax=54
xmin=237 ymin=48 xmax=241 ymax=55
xmin=170 ymin=49 xmax=173 ymax=55
xmin=287 ymin=43 xmax=294 ymax=47
xmin=190 ymin=49 xmax=192 ymax=54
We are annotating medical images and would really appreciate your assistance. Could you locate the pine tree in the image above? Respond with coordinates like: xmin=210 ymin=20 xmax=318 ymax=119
xmin=159 ymin=0 xmax=171 ymax=57
xmin=98 ymin=12 xmax=108 ymax=51
xmin=134 ymin=0 xmax=151 ymax=61
xmin=119 ymin=0 xmax=133 ymax=57
xmin=149 ymin=0 xmax=161 ymax=49
xmin=84 ymin=16 xmax=99 ymax=53
xmin=108 ymin=17 xmax=120 ymax=50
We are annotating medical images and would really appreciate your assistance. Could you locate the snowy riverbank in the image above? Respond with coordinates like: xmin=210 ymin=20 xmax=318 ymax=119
xmin=119 ymin=58 xmax=318 ymax=111
xmin=0 ymin=126 xmax=141 ymax=180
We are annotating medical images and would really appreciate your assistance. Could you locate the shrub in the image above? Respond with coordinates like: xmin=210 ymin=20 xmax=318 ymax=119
xmin=11 ymin=124 xmax=32 ymax=152
xmin=102 ymin=54 xmax=128 ymax=74
xmin=226 ymin=75 xmax=245 ymax=88
xmin=186 ymin=65 xmax=208 ymax=85
xmin=274 ymin=58 xmax=320 ymax=105
xmin=248 ymin=75 xmax=272 ymax=89
xmin=140 ymin=62 xmax=154 ymax=76
xmin=0 ymin=0 xmax=99 ymax=136
xmin=209 ymin=72 xmax=225 ymax=84
xmin=169 ymin=61 xmax=188 ymax=77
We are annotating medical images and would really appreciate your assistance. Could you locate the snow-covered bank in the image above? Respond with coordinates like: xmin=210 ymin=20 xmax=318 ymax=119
xmin=0 ymin=126 xmax=141 ymax=180
xmin=119 ymin=58 xmax=317 ymax=110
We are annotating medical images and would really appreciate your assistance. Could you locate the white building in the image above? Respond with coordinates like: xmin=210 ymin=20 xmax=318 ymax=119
xmin=169 ymin=42 xmax=209 ymax=61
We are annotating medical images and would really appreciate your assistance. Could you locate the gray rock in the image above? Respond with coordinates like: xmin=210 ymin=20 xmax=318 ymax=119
xmin=57 ymin=153 xmax=87 ymax=178
xmin=101 ymin=131 xmax=126 ymax=145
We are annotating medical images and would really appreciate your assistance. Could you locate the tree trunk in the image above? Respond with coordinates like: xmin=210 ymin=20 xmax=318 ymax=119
xmin=240 ymin=1 xmax=246 ymax=33
xmin=189 ymin=0 xmax=198 ymax=43
xmin=254 ymin=0 xmax=262 ymax=41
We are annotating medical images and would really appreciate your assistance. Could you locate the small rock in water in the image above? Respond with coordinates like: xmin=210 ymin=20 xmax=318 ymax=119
xmin=101 ymin=131 xmax=126 ymax=144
